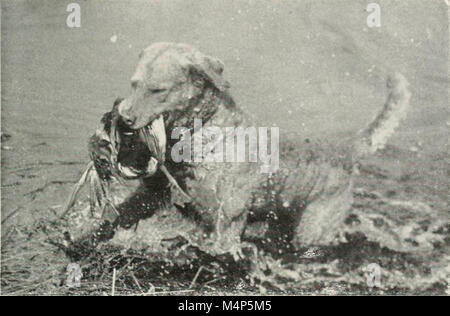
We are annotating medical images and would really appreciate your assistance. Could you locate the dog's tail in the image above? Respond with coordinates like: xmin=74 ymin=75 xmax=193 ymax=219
xmin=354 ymin=72 xmax=411 ymax=159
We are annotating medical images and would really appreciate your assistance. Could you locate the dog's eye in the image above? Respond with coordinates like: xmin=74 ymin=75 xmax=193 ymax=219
xmin=149 ymin=88 xmax=167 ymax=94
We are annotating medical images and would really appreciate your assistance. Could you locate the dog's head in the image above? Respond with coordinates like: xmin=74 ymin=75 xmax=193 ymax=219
xmin=118 ymin=42 xmax=229 ymax=130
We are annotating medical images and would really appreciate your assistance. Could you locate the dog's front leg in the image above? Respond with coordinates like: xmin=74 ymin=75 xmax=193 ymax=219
xmin=185 ymin=162 xmax=258 ymax=259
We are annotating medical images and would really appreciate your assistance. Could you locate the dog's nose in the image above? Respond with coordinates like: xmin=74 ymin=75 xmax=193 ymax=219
xmin=122 ymin=115 xmax=136 ymax=126
xmin=117 ymin=100 xmax=136 ymax=126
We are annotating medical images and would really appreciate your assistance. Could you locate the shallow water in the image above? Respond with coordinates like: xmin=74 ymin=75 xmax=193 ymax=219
xmin=2 ymin=0 xmax=448 ymax=161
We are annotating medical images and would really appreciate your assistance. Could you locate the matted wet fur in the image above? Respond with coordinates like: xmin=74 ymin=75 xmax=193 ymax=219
xmin=83 ymin=42 xmax=410 ymax=258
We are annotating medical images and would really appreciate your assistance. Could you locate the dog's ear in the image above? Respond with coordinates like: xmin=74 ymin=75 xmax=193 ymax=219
xmin=180 ymin=51 xmax=230 ymax=92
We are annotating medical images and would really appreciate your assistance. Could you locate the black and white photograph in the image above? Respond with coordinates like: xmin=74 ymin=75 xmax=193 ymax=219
xmin=1 ymin=0 xmax=449 ymax=297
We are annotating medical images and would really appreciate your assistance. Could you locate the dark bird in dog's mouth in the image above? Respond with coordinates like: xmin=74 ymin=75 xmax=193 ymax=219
xmin=61 ymin=98 xmax=190 ymax=220
xmin=92 ymin=97 xmax=160 ymax=181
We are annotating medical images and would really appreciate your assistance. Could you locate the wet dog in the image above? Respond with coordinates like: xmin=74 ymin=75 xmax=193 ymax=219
xmin=84 ymin=43 xmax=410 ymax=258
